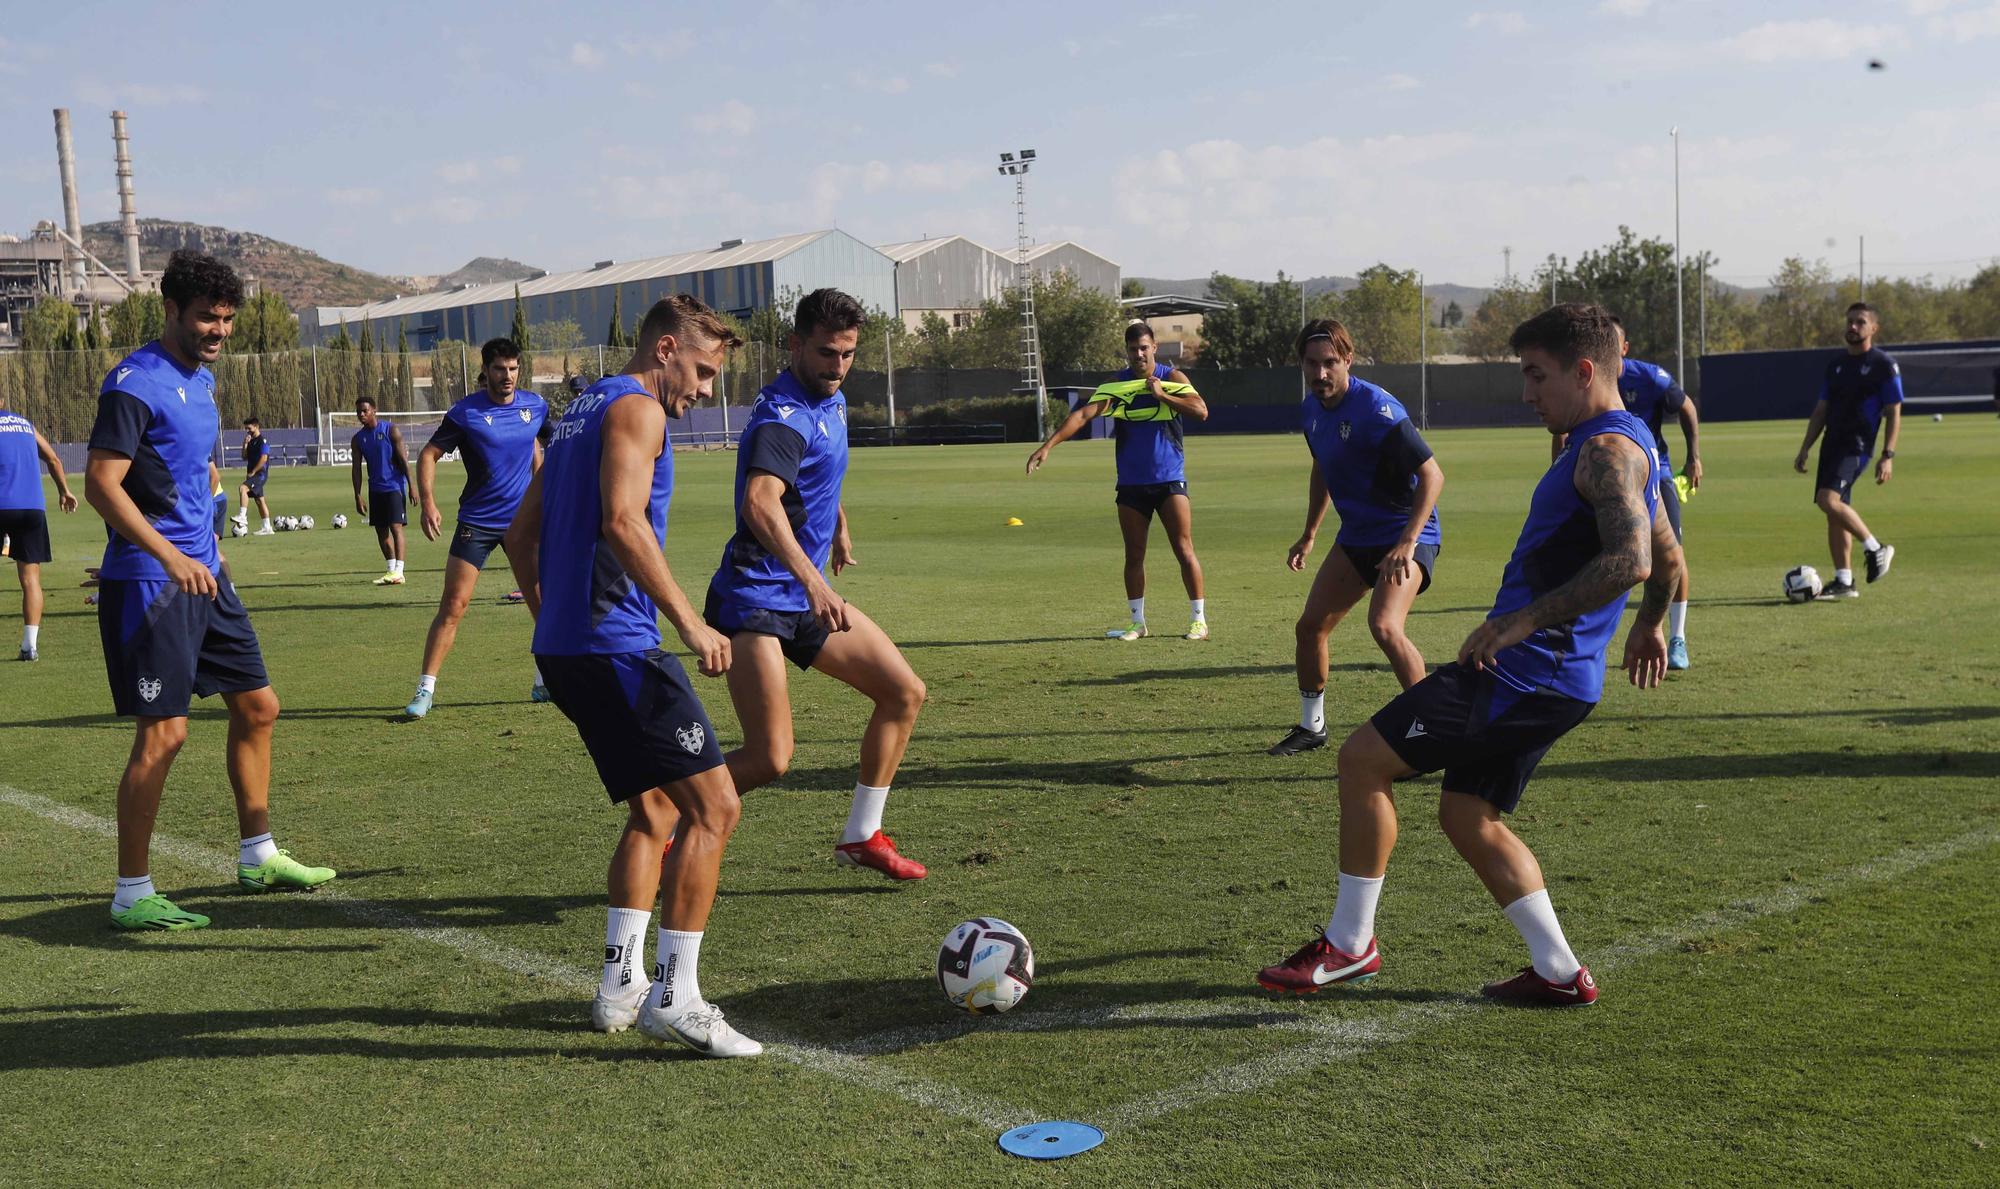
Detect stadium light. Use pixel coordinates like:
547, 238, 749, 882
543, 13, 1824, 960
998, 150, 1047, 439
1673, 126, 1684, 384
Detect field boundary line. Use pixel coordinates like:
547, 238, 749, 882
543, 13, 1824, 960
1092, 823, 2000, 1131
0, 784, 1036, 1132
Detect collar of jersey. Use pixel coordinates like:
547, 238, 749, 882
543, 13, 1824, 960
140, 340, 201, 380
771, 370, 839, 406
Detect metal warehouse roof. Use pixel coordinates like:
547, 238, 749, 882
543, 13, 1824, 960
1023, 240, 1120, 268
320, 229, 845, 323
874, 234, 1007, 263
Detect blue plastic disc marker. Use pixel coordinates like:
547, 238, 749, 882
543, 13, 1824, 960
998, 1120, 1106, 1160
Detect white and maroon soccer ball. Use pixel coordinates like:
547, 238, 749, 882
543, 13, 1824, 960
936, 918, 1034, 1015
1783, 565, 1823, 603
331, 514, 348, 529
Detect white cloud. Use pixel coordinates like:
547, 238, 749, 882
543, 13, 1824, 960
1929, 2, 2000, 37
692, 100, 758, 137
493, 156, 522, 177
569, 41, 604, 67
850, 71, 910, 94
436, 160, 480, 184
1716, 19, 1907, 63
327, 187, 382, 207
626, 31, 695, 59
923, 62, 957, 78
1385, 73, 1420, 91
1465, 11, 1528, 34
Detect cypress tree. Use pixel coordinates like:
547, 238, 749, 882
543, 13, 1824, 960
605, 289, 627, 350
510, 285, 534, 392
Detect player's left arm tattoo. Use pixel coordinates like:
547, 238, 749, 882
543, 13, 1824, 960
1634, 501, 1679, 628
1517, 434, 1655, 629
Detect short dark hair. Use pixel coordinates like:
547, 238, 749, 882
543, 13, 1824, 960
1509, 303, 1621, 375
481, 338, 522, 366
355, 396, 377, 411
243, 417, 260, 428
1295, 317, 1355, 360
1847, 302, 1878, 318
1124, 321, 1156, 346
637, 293, 743, 352
793, 288, 866, 339
159, 249, 244, 312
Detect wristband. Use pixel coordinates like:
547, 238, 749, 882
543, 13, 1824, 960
1880, 450, 1896, 460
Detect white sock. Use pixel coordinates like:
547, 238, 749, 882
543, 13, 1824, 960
1835, 568, 1854, 586
1667, 601, 1688, 639
261, 518, 271, 530
1190, 598, 1205, 621
1299, 690, 1325, 733
417, 674, 436, 695
1861, 536, 1881, 553
844, 783, 889, 844
392, 559, 404, 575
602, 907, 650, 997
239, 832, 277, 866
1503, 889, 1581, 982
1323, 871, 1385, 955
112, 875, 155, 911
21, 624, 38, 649
533, 663, 544, 686
649, 928, 704, 1013
1127, 597, 1145, 622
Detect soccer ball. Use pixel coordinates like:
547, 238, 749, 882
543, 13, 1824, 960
299, 515, 315, 530
1783, 565, 1823, 603
331, 514, 348, 529
936, 917, 1034, 1015
230, 521, 247, 538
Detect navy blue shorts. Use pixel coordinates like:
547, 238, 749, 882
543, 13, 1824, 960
1339, 541, 1439, 595
0, 508, 51, 565
368, 489, 408, 528
1815, 452, 1869, 505
1370, 662, 1594, 813
97, 575, 270, 718
1115, 481, 1189, 517
536, 649, 726, 803
704, 588, 828, 669
1658, 475, 1683, 542
243, 472, 268, 499
211, 494, 227, 540
448, 521, 508, 568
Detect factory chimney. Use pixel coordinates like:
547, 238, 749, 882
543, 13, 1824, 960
54, 108, 86, 294
112, 111, 143, 284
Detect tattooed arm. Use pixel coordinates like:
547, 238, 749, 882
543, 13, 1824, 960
1621, 500, 1682, 688
1459, 432, 1655, 670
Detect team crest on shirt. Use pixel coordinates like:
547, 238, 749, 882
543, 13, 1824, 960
675, 723, 706, 754
1339, 421, 1351, 440
138, 677, 161, 703
519, 408, 532, 422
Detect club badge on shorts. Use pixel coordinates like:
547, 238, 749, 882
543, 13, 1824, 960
676, 723, 706, 754
138, 677, 162, 703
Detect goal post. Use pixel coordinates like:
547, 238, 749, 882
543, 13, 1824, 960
318, 409, 452, 466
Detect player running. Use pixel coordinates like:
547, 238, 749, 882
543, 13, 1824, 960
232, 418, 274, 535
507, 295, 760, 1057
1269, 319, 1444, 757
0, 400, 78, 660
350, 396, 412, 585
1257, 304, 1681, 1006
83, 250, 335, 931
1794, 302, 1900, 599
401, 337, 552, 717
1026, 321, 1210, 641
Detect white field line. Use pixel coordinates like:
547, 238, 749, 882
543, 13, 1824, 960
1092, 823, 2000, 1132
0, 785, 1036, 1132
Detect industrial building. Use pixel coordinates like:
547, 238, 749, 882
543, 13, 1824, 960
876, 235, 1016, 331
4, 110, 151, 348
302, 229, 897, 349
1023, 241, 1119, 300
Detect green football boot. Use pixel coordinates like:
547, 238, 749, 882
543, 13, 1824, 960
111, 894, 210, 931
239, 849, 337, 893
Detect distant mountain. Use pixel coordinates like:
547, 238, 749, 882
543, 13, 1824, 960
413, 256, 541, 294
1131, 274, 1492, 318
81, 218, 407, 309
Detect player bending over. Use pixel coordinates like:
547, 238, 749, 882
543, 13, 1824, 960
507, 295, 760, 1057
401, 337, 552, 717
1270, 319, 1444, 756
0, 400, 78, 660
1793, 302, 1900, 599
85, 250, 334, 931
1026, 321, 1210, 641
350, 396, 413, 585
1258, 303, 1681, 1005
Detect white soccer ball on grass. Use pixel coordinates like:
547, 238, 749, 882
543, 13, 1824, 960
936, 917, 1034, 1015
299, 515, 315, 530
1783, 565, 1823, 603
331, 514, 348, 529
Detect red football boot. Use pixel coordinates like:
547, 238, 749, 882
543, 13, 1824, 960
1481, 964, 1598, 1006
833, 831, 928, 880
1256, 934, 1381, 994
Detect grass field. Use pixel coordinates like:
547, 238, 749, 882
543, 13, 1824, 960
2, 417, 1996, 1186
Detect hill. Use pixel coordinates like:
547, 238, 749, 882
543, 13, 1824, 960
1131, 273, 1493, 318
406, 256, 541, 294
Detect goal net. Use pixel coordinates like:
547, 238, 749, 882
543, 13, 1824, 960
318, 410, 452, 466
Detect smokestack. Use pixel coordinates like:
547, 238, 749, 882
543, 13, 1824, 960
54, 108, 86, 293
112, 111, 142, 284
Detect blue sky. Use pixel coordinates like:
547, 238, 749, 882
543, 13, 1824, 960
4, 0, 1995, 290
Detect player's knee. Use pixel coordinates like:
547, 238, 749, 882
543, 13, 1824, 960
1335, 731, 1380, 784
740, 742, 792, 785
136, 719, 188, 761
1436, 796, 1496, 846
1367, 615, 1406, 651
1813, 489, 1840, 514
680, 785, 741, 840
232, 688, 280, 731
883, 674, 926, 719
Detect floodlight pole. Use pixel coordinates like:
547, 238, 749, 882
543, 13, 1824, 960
1418, 270, 1428, 431
1673, 126, 1684, 387
999, 150, 1047, 442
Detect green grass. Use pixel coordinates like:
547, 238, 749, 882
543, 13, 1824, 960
2, 417, 1996, 1186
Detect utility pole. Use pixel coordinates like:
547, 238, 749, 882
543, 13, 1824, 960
1418, 270, 1428, 431
1859, 235, 1866, 302
1503, 245, 1513, 285
1672, 126, 1684, 388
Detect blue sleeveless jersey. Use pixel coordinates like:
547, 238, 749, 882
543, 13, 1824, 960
86, 342, 223, 579
530, 375, 673, 656
0, 411, 43, 510
708, 370, 848, 613
1111, 363, 1185, 486
1301, 376, 1441, 549
1485, 409, 1662, 703
351, 422, 404, 493
426, 389, 551, 529
1616, 358, 1687, 466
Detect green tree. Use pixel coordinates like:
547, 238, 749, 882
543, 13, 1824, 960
1957, 266, 2000, 338
535, 319, 585, 352
1442, 300, 1463, 329
327, 319, 354, 351
510, 286, 534, 392
1028, 269, 1124, 370
605, 289, 628, 350
1120, 278, 1146, 299
1756, 257, 1838, 349
107, 290, 164, 347
1193, 272, 1304, 367
395, 324, 414, 411
1462, 278, 1546, 360
20, 299, 75, 351
1333, 264, 1424, 363
82, 304, 105, 350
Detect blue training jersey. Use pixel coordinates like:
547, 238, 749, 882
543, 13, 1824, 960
243, 433, 268, 477
352, 422, 405, 493
1301, 376, 1441, 549
0, 411, 44, 511
1617, 358, 1686, 467
1819, 347, 1904, 459
709, 370, 848, 613
1485, 408, 1662, 704
427, 389, 552, 529
531, 375, 672, 656
1110, 363, 1186, 486
87, 341, 223, 579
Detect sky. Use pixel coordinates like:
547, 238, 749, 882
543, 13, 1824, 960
3, 0, 1996, 291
